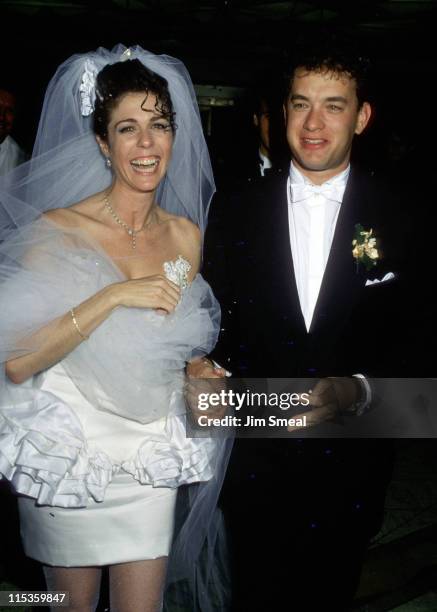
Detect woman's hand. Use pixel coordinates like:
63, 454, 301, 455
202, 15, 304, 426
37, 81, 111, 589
185, 358, 228, 425
110, 275, 181, 314
186, 357, 226, 379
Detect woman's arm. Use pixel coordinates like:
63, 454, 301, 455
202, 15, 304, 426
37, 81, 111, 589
5, 275, 180, 384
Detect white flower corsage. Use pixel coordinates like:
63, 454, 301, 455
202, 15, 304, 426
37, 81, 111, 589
352, 224, 379, 271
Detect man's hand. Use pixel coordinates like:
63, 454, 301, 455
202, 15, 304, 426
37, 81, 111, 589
287, 377, 361, 431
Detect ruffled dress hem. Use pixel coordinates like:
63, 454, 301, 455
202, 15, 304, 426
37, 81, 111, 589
0, 388, 215, 508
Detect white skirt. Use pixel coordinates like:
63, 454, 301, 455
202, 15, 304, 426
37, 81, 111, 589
18, 471, 177, 567
3, 363, 214, 567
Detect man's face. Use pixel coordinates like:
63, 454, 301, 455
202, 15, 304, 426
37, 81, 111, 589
253, 99, 270, 157
0, 90, 16, 144
284, 68, 371, 183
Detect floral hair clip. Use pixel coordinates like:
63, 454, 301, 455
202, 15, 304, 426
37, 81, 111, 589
79, 49, 133, 116
79, 59, 99, 117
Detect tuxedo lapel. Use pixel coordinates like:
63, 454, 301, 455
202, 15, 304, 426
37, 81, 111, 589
310, 168, 364, 334
253, 176, 307, 335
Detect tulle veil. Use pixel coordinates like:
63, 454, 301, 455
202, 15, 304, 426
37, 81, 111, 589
0, 44, 232, 610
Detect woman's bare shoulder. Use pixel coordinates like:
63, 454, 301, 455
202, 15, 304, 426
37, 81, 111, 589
162, 211, 201, 243
43, 195, 103, 228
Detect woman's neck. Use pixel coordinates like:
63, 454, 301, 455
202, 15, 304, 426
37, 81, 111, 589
105, 184, 157, 231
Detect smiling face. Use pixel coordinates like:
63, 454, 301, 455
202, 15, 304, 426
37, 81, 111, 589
97, 91, 174, 195
284, 68, 371, 184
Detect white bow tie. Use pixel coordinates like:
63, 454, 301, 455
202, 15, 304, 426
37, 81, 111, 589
290, 182, 344, 204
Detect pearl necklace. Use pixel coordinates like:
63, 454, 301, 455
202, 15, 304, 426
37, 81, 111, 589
104, 196, 155, 249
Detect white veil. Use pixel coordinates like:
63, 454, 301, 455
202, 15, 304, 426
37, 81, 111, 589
0, 44, 214, 236
0, 45, 231, 610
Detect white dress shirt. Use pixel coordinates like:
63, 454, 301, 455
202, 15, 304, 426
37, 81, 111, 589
287, 161, 350, 331
259, 150, 272, 177
0, 135, 26, 177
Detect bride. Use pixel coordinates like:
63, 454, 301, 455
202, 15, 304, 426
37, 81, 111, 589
0, 46, 230, 611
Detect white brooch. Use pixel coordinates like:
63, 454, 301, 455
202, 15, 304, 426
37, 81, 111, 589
79, 59, 99, 117
163, 255, 191, 290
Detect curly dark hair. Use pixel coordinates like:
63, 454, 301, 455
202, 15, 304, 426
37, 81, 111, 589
285, 33, 372, 108
93, 59, 176, 139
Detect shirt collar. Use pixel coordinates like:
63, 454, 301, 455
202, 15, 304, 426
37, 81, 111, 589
289, 160, 350, 189
259, 150, 272, 172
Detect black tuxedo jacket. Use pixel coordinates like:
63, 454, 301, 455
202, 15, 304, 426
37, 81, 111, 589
205, 166, 407, 381
203, 167, 411, 534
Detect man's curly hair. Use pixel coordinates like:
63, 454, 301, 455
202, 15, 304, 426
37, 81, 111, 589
285, 32, 373, 108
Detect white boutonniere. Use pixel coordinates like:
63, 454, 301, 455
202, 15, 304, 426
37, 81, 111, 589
352, 224, 379, 271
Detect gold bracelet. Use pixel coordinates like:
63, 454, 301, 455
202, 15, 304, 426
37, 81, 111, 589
70, 307, 89, 341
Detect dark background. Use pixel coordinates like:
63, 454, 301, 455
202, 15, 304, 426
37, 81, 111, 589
1, 2, 437, 609
1, 0, 436, 182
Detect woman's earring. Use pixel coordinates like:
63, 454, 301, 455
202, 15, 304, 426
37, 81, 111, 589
106, 157, 112, 168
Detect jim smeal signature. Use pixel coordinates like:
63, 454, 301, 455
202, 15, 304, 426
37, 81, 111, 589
196, 414, 308, 428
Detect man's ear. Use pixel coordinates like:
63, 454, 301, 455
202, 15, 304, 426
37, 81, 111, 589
95, 135, 109, 158
253, 113, 259, 128
355, 102, 372, 135
282, 103, 288, 125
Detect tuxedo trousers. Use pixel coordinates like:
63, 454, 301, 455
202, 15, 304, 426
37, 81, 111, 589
220, 438, 394, 612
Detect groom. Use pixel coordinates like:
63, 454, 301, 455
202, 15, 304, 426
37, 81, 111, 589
202, 40, 407, 611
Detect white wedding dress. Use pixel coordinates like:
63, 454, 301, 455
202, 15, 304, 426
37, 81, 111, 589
0, 218, 221, 567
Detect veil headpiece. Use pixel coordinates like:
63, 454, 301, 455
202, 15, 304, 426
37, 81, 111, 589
0, 44, 215, 236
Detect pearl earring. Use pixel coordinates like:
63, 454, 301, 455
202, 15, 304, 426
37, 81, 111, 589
106, 157, 112, 168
